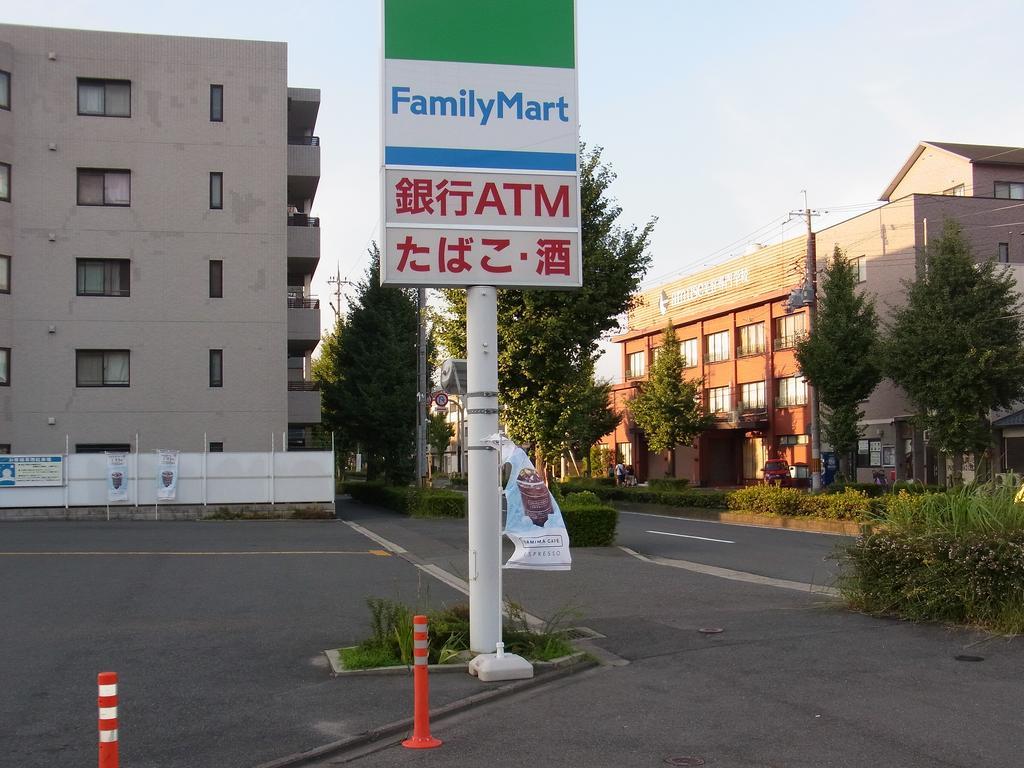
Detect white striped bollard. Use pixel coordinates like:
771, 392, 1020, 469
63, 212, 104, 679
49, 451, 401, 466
402, 615, 441, 749
97, 671, 119, 768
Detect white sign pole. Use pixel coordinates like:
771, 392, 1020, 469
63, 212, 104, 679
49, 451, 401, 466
466, 285, 501, 653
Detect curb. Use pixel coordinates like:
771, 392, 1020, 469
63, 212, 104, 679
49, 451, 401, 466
323, 648, 588, 677
615, 502, 866, 536
251, 656, 598, 768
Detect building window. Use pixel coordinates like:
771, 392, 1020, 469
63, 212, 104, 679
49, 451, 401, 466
76, 259, 130, 297
0, 444, 10, 454
774, 314, 806, 349
77, 169, 131, 206
77, 78, 131, 117
707, 385, 731, 414
740, 381, 765, 410
998, 243, 1010, 263
778, 434, 809, 446
994, 181, 1024, 200
775, 376, 808, 408
705, 330, 730, 363
615, 441, 633, 466
209, 260, 223, 298
0, 69, 9, 110
856, 256, 867, 283
76, 350, 130, 387
0, 347, 9, 386
882, 445, 896, 467
76, 443, 130, 454
210, 84, 223, 122
737, 322, 765, 357
857, 438, 882, 468
627, 350, 645, 379
942, 184, 965, 196
679, 338, 698, 368
0, 254, 9, 293
209, 349, 223, 387
208, 441, 224, 453
209, 172, 223, 210
0, 162, 9, 202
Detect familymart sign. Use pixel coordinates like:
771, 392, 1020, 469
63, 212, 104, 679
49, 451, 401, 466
381, 0, 581, 288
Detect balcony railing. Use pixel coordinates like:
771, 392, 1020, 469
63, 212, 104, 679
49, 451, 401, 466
736, 344, 766, 358
774, 334, 806, 350
287, 296, 320, 309
288, 214, 320, 227
288, 135, 320, 146
775, 396, 808, 408
705, 351, 729, 363
287, 380, 320, 391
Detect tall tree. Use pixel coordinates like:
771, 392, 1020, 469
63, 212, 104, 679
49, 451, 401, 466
552, 364, 622, 475
883, 220, 1024, 484
629, 324, 709, 477
313, 246, 418, 484
795, 246, 882, 479
427, 411, 454, 473
434, 144, 655, 471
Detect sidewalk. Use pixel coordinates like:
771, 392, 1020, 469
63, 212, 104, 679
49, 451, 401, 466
297, 497, 1024, 768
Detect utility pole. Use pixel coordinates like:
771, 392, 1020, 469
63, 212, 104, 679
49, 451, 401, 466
416, 287, 428, 487
791, 192, 823, 492
326, 264, 351, 322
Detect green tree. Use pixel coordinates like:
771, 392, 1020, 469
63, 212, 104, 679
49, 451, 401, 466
553, 365, 621, 476
795, 246, 882, 479
427, 411, 454, 472
628, 324, 709, 477
883, 220, 1024, 484
434, 144, 655, 472
313, 246, 417, 484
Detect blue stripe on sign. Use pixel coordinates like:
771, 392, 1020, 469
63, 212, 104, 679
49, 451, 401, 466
385, 146, 577, 172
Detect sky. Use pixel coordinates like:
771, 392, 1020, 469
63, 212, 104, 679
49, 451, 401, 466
6, 0, 1024, 380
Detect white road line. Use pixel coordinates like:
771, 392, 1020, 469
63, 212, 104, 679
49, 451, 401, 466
619, 546, 840, 597
620, 509, 851, 537
646, 530, 734, 544
340, 520, 408, 554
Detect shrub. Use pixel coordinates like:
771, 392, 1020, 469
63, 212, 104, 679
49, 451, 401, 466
841, 530, 1024, 633
882, 485, 1024, 537
342, 481, 413, 513
559, 493, 617, 546
890, 480, 944, 494
727, 485, 806, 516
803, 488, 873, 520
824, 482, 887, 498
560, 481, 730, 510
410, 489, 466, 518
648, 478, 690, 491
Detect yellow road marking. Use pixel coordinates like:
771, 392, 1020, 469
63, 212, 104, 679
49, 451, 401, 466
0, 550, 391, 556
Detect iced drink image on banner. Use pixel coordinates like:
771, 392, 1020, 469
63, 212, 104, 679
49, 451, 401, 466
161, 470, 174, 488
516, 468, 552, 527
111, 472, 123, 490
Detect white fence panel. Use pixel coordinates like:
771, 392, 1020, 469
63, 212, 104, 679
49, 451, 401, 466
0, 450, 334, 508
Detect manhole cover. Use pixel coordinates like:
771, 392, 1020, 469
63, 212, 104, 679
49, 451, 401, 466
664, 758, 705, 766
697, 627, 723, 634
955, 654, 984, 662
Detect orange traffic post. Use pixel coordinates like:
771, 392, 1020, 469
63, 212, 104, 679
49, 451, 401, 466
402, 614, 442, 749
97, 672, 119, 768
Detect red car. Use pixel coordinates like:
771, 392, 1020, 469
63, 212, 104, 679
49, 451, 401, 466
763, 459, 790, 485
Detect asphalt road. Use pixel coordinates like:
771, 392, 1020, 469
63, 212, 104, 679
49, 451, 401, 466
0, 520, 470, 768
615, 510, 849, 588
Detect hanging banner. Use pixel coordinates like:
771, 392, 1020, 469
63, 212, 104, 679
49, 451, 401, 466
0, 455, 63, 487
106, 452, 128, 502
155, 450, 179, 501
495, 437, 571, 571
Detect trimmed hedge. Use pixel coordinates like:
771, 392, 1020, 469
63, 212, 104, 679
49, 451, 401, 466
342, 482, 467, 518
560, 481, 729, 510
728, 485, 873, 520
560, 492, 617, 546
841, 530, 1024, 633
647, 478, 690, 491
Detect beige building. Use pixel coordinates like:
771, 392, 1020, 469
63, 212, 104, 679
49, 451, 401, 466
0, 24, 321, 454
818, 141, 1024, 482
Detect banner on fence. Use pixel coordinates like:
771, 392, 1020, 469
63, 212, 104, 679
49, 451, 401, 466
493, 436, 571, 571
155, 450, 179, 501
106, 452, 128, 502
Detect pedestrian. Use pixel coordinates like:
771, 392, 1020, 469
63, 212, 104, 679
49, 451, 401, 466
625, 465, 636, 486
607, 462, 615, 481
615, 461, 625, 486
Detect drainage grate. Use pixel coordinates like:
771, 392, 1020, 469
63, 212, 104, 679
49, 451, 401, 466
955, 654, 984, 662
564, 626, 605, 641
664, 757, 705, 766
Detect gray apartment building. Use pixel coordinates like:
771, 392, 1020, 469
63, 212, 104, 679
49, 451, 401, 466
0, 24, 322, 454
816, 141, 1024, 483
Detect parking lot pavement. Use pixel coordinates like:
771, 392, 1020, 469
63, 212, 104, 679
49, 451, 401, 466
0, 520, 470, 768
